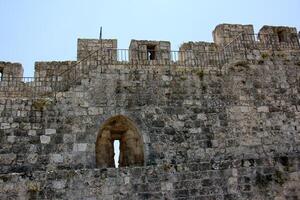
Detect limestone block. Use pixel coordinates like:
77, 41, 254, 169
27, 153, 38, 164
73, 143, 88, 152
124, 177, 130, 184
183, 100, 193, 105
40, 135, 51, 144
257, 106, 269, 113
197, 113, 207, 120
240, 106, 250, 113
45, 129, 56, 135
7, 136, 16, 143
51, 180, 66, 189
0, 123, 10, 129
50, 154, 63, 163
11, 123, 19, 128
88, 107, 104, 115
189, 128, 202, 134
0, 153, 16, 165
28, 130, 36, 136
161, 182, 173, 191
162, 75, 172, 81
63, 134, 75, 143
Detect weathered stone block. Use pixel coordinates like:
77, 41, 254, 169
28, 130, 37, 136
1, 123, 10, 129
88, 107, 103, 115
0, 153, 16, 165
257, 106, 269, 113
73, 143, 88, 152
45, 129, 56, 135
7, 136, 16, 143
50, 154, 63, 163
51, 180, 66, 189
40, 135, 51, 144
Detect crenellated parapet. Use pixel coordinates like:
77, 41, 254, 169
0, 23, 299, 99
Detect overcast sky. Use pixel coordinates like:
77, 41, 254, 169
1, 0, 300, 77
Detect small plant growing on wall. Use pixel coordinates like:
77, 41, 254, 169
27, 181, 41, 192
32, 98, 53, 111
195, 69, 204, 80
258, 60, 264, 65
273, 170, 287, 185
261, 53, 269, 59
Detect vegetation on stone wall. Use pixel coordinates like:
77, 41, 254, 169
32, 98, 53, 111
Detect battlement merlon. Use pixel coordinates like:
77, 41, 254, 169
213, 24, 299, 47
0, 62, 23, 80
213, 24, 255, 46
34, 61, 77, 80
258, 25, 299, 46
77, 39, 117, 61
129, 40, 171, 61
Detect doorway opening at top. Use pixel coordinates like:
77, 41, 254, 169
147, 45, 156, 60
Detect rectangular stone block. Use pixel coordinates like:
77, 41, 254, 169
88, 107, 103, 115
0, 123, 10, 129
257, 106, 269, 113
28, 130, 36, 136
73, 143, 88, 152
50, 154, 63, 163
40, 135, 51, 144
45, 129, 56, 135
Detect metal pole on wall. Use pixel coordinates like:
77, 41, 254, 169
99, 26, 103, 72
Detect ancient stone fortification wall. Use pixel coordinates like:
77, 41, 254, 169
0, 24, 300, 199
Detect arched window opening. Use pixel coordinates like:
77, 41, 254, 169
96, 115, 144, 168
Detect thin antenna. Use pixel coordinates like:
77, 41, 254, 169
99, 26, 102, 40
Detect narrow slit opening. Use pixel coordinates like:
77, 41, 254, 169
113, 140, 120, 168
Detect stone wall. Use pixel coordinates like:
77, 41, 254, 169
0, 49, 300, 199
0, 155, 299, 200
0, 23, 300, 199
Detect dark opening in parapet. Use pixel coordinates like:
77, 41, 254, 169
278, 30, 287, 43
0, 69, 3, 81
147, 45, 156, 60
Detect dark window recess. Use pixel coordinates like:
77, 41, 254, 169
278, 31, 287, 43
147, 45, 156, 60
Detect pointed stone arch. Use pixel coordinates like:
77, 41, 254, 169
95, 115, 144, 168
